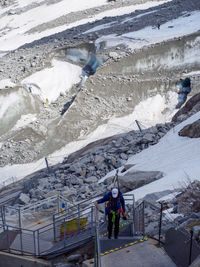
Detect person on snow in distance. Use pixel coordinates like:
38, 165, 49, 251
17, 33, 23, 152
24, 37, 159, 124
95, 188, 126, 239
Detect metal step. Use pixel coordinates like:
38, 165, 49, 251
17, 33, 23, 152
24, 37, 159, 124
100, 237, 138, 254
40, 228, 94, 259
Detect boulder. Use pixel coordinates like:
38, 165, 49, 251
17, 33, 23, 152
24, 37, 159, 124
70, 176, 80, 185
193, 225, 200, 240
67, 254, 81, 262
69, 163, 83, 175
172, 92, 200, 122
79, 185, 86, 194
142, 133, 155, 143
54, 183, 63, 189
142, 190, 174, 203
84, 176, 98, 184
178, 119, 200, 138
94, 155, 105, 165
119, 170, 163, 190
19, 193, 30, 205
38, 178, 50, 190
149, 126, 158, 134
43, 190, 59, 198
62, 188, 76, 199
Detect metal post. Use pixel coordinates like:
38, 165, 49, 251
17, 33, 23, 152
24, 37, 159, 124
97, 229, 102, 267
78, 204, 80, 230
57, 195, 60, 213
63, 218, 66, 247
53, 214, 56, 242
139, 205, 141, 234
104, 203, 106, 222
33, 231, 36, 256
0, 206, 2, 222
94, 231, 97, 267
19, 228, 23, 255
18, 208, 22, 229
6, 225, 10, 252
94, 206, 98, 267
189, 230, 193, 265
158, 202, 163, 246
1, 206, 5, 230
135, 120, 142, 132
91, 206, 94, 235
37, 229, 40, 256
134, 208, 138, 235
132, 195, 136, 236
3, 206, 6, 227
45, 157, 50, 173
142, 201, 145, 236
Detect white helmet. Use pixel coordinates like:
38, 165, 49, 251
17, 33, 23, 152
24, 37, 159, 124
112, 188, 119, 198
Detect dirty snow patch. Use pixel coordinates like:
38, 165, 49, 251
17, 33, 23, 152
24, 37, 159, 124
22, 59, 82, 103
12, 114, 37, 130
0, 79, 16, 89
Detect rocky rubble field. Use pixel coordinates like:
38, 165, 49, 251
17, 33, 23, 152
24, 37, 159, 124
17, 121, 173, 206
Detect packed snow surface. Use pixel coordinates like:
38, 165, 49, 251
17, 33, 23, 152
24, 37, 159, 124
22, 60, 82, 103
126, 111, 200, 201
96, 11, 200, 50
12, 114, 37, 131
0, 0, 171, 51
0, 92, 21, 120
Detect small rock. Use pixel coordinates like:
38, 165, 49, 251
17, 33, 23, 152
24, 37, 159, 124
67, 254, 81, 262
108, 51, 119, 60
55, 263, 75, 267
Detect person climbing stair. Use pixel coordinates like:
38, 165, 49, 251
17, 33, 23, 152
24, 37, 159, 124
95, 187, 126, 239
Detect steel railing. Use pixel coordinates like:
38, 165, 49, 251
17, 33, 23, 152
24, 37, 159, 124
0, 193, 135, 259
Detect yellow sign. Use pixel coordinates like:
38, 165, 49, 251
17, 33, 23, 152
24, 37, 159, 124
60, 218, 87, 239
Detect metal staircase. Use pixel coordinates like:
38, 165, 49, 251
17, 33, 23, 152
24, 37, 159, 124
0, 193, 144, 261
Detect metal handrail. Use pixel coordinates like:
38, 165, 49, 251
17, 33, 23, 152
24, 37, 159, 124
0, 223, 34, 232
53, 193, 134, 221
0, 192, 135, 258
39, 207, 92, 234
53, 194, 101, 219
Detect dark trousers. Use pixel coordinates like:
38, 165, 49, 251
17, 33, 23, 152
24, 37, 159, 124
108, 213, 120, 238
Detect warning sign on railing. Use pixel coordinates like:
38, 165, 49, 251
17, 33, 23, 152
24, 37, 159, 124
60, 218, 87, 239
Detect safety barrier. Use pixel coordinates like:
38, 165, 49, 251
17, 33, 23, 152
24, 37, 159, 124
0, 205, 96, 257
0, 194, 68, 229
